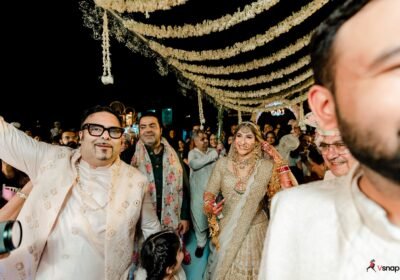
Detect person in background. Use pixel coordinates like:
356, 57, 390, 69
188, 130, 218, 258
318, 129, 357, 180
259, 1, 400, 279
0, 105, 160, 279
0, 160, 30, 208
59, 128, 79, 148
132, 111, 190, 235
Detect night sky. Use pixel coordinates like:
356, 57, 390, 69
0, 1, 205, 132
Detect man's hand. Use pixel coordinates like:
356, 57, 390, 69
177, 220, 190, 235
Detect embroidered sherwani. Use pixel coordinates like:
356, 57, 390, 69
258, 164, 400, 280
0, 117, 160, 280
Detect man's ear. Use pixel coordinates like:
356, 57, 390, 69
307, 85, 338, 130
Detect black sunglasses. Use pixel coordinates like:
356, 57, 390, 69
81, 123, 124, 139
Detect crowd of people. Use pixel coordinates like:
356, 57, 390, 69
0, 0, 399, 279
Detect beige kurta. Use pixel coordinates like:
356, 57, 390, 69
259, 164, 400, 280
0, 117, 160, 280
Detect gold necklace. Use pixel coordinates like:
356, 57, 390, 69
75, 162, 110, 212
236, 158, 252, 169
232, 160, 256, 194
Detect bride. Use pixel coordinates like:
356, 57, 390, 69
203, 121, 282, 280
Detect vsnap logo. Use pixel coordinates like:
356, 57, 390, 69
366, 259, 400, 274
366, 259, 376, 272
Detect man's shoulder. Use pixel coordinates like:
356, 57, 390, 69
274, 176, 348, 209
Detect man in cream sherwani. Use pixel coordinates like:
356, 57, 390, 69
0, 105, 160, 279
188, 130, 218, 258
259, 0, 400, 279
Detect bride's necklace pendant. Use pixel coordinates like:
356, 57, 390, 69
234, 181, 246, 194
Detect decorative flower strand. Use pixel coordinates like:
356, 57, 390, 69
198, 89, 206, 130
147, 0, 329, 61
123, 0, 279, 38
168, 33, 312, 75
181, 56, 311, 87
94, 0, 187, 14
101, 10, 114, 85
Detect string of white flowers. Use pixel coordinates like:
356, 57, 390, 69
212, 93, 309, 113
168, 33, 312, 75
217, 105, 224, 140
101, 11, 114, 85
198, 89, 206, 129
298, 101, 306, 130
209, 89, 301, 109
238, 110, 242, 124
147, 0, 329, 61
94, 0, 187, 14
196, 70, 314, 99
215, 88, 305, 106
122, 0, 278, 38
181, 56, 310, 87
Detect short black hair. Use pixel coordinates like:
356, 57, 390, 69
80, 105, 122, 128
140, 230, 181, 280
310, 0, 370, 92
138, 111, 162, 127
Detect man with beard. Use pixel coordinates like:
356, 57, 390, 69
132, 111, 190, 235
59, 128, 79, 148
258, 0, 400, 279
0, 105, 160, 279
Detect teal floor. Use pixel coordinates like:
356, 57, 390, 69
182, 229, 210, 280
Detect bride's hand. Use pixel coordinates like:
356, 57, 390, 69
212, 199, 225, 216
262, 142, 282, 163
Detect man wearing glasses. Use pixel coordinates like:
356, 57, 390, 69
0, 105, 160, 279
317, 130, 357, 180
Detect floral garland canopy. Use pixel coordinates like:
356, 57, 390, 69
81, 0, 342, 113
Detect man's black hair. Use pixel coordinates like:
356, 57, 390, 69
310, 0, 370, 92
139, 111, 162, 127
80, 105, 122, 128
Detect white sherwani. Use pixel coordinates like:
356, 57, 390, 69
0, 117, 160, 280
258, 164, 400, 280
188, 148, 218, 246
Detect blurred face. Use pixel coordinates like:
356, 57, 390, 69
230, 124, 238, 135
178, 140, 185, 150
263, 124, 273, 133
139, 116, 162, 149
209, 134, 217, 148
60, 131, 78, 146
79, 112, 123, 167
234, 127, 256, 157
291, 126, 301, 137
194, 132, 208, 152
333, 0, 400, 183
265, 133, 276, 145
319, 135, 357, 177
169, 130, 176, 139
